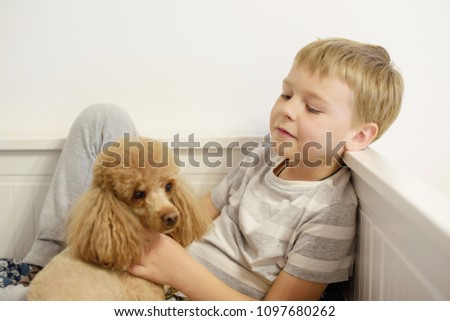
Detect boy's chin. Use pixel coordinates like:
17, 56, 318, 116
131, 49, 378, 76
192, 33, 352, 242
271, 144, 298, 160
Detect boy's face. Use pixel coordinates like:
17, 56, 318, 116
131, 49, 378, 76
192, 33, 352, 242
270, 64, 358, 168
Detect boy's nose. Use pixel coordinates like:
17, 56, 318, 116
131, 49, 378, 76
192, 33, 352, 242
281, 101, 297, 121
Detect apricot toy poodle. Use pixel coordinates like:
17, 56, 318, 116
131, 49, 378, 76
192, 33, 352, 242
27, 137, 211, 300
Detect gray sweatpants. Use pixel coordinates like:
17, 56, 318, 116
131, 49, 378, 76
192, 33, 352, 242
1, 104, 138, 300
24, 103, 139, 268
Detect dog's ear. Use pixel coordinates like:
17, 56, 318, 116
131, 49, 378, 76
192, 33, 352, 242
169, 180, 211, 247
67, 187, 144, 270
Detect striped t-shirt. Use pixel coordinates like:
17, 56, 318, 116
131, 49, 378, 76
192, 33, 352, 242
188, 147, 357, 299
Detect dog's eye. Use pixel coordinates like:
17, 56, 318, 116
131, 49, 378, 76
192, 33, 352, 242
165, 182, 172, 192
133, 191, 146, 200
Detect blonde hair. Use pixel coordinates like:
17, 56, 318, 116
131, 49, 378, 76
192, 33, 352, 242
294, 38, 404, 140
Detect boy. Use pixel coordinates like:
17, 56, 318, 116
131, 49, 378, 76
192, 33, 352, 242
128, 38, 403, 300
0, 37, 403, 300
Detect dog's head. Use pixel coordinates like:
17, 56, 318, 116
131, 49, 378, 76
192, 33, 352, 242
67, 137, 211, 271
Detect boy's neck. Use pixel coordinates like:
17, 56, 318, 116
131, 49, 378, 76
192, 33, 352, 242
276, 160, 342, 182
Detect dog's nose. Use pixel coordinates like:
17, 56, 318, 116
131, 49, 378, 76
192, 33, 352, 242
161, 212, 178, 227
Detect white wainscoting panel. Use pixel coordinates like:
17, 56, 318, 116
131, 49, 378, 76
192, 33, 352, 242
0, 146, 61, 258
344, 148, 450, 300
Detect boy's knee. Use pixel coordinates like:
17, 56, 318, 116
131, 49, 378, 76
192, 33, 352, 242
71, 103, 136, 136
78, 103, 130, 124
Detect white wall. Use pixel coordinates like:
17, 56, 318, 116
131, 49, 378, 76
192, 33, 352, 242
1, 0, 449, 197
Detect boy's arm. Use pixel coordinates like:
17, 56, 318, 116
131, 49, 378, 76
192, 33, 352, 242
264, 271, 327, 300
180, 264, 327, 301
129, 232, 327, 301
165, 248, 256, 301
128, 232, 255, 300
200, 192, 220, 219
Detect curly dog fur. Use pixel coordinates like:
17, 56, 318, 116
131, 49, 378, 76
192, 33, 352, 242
28, 137, 211, 300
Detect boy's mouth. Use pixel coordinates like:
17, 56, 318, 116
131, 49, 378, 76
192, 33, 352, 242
276, 126, 296, 139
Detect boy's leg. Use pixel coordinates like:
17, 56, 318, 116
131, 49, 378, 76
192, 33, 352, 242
23, 103, 138, 268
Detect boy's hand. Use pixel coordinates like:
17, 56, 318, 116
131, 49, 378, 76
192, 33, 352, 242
128, 231, 187, 288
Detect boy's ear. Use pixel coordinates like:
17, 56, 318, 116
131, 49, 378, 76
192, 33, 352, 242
345, 123, 378, 151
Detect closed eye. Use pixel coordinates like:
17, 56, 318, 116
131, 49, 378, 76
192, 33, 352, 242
306, 104, 321, 114
280, 94, 292, 100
